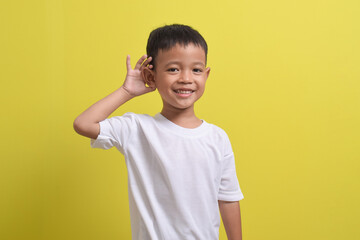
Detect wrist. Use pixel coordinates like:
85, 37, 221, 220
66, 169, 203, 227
120, 85, 136, 99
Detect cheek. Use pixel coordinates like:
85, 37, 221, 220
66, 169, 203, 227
155, 77, 173, 89
155, 83, 172, 97
197, 79, 207, 88
197, 88, 205, 97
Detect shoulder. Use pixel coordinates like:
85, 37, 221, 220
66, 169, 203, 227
108, 112, 153, 122
101, 112, 155, 130
205, 121, 234, 155
203, 121, 232, 148
204, 121, 230, 139
125, 112, 158, 126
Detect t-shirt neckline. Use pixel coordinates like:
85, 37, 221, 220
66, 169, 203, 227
154, 112, 209, 137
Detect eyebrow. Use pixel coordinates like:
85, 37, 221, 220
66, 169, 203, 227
164, 61, 205, 67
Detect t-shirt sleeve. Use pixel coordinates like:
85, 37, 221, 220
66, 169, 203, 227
218, 132, 244, 201
90, 112, 137, 154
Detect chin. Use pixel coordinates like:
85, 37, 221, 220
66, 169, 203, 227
174, 103, 195, 110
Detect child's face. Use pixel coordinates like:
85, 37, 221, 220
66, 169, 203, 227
151, 43, 210, 113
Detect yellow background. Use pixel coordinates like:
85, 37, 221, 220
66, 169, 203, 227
1, 0, 359, 239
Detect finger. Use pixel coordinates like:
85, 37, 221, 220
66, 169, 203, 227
140, 58, 153, 73
134, 54, 148, 70
126, 55, 132, 72
142, 56, 152, 67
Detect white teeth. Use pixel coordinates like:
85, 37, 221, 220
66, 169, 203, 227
175, 90, 193, 94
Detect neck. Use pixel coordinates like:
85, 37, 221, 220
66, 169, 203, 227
160, 105, 202, 129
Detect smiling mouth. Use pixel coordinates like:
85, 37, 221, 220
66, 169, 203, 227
174, 90, 195, 94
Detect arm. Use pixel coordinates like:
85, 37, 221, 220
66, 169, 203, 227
73, 55, 155, 139
218, 200, 242, 240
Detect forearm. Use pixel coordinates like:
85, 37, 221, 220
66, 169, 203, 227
75, 86, 132, 124
218, 200, 242, 240
73, 55, 154, 139
73, 86, 133, 138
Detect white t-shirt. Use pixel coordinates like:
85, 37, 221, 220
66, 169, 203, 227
91, 112, 244, 240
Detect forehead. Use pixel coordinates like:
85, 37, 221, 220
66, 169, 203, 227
156, 43, 206, 66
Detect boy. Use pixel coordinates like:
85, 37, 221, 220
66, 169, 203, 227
74, 24, 244, 240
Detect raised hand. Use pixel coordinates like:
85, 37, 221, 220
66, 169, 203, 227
122, 54, 156, 97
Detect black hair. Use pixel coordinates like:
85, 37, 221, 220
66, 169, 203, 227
146, 24, 208, 69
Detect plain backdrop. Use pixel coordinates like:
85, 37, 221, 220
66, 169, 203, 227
1, 0, 359, 239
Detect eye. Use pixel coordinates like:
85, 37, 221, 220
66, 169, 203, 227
193, 68, 203, 73
167, 68, 179, 72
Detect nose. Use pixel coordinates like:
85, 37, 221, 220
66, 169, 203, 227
179, 70, 192, 83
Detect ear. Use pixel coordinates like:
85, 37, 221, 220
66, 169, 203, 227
205, 67, 211, 79
141, 67, 156, 88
